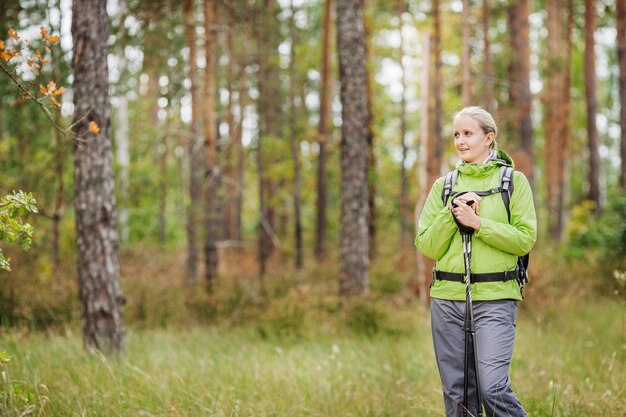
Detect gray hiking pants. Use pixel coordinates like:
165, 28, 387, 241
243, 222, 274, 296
431, 298, 527, 417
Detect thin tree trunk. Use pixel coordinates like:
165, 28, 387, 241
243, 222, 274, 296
585, 0, 600, 210
72, 0, 124, 354
461, 0, 471, 106
544, 0, 570, 241
183, 0, 201, 283
224, 22, 236, 240
337, 0, 370, 297
235, 32, 248, 244
204, 0, 219, 288
415, 32, 431, 304
482, 0, 495, 114
398, 0, 409, 242
158, 130, 169, 245
289, 0, 303, 270
617, 0, 626, 189
430, 0, 443, 187
363, 0, 376, 260
508, 0, 534, 186
316, 0, 333, 261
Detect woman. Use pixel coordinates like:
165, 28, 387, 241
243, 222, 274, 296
415, 106, 536, 417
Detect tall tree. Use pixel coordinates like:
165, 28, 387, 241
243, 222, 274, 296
398, 0, 410, 242
72, 0, 125, 353
255, 0, 283, 276
289, 0, 303, 270
337, 0, 370, 297
316, 0, 333, 260
461, 0, 471, 106
585, 0, 600, 210
617, 0, 626, 189
482, 0, 494, 114
363, 0, 377, 259
544, 0, 572, 240
183, 0, 202, 282
507, 0, 534, 185
203, 0, 219, 287
430, 0, 443, 188
415, 32, 431, 304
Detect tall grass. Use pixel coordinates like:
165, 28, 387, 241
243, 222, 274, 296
1, 298, 624, 416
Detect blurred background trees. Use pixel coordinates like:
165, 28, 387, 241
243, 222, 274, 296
0, 0, 625, 334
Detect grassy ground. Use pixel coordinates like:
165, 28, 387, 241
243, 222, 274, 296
1, 297, 624, 417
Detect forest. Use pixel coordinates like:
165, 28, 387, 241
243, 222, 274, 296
0, 0, 625, 416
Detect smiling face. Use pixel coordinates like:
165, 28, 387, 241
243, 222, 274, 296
453, 115, 494, 164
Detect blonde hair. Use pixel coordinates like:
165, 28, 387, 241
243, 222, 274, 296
454, 106, 498, 150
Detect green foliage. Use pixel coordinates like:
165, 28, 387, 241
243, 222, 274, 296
566, 191, 626, 273
0, 191, 37, 271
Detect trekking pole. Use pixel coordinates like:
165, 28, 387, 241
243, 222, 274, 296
455, 200, 483, 417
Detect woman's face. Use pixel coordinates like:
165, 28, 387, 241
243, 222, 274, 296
453, 115, 494, 164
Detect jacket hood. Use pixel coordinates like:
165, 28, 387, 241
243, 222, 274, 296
456, 149, 514, 177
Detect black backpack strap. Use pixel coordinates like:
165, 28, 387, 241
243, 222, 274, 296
499, 166, 514, 223
441, 170, 459, 206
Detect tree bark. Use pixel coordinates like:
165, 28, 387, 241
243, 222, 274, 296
289, 0, 303, 270
482, 0, 495, 114
461, 0, 471, 106
203, 0, 219, 288
398, 0, 409, 242
507, 0, 534, 186
183, 0, 201, 283
363, 0, 377, 260
255, 0, 282, 276
72, 0, 124, 354
430, 0, 443, 188
544, 0, 571, 241
585, 0, 601, 210
337, 0, 370, 297
617, 0, 626, 189
316, 0, 333, 261
416, 32, 431, 304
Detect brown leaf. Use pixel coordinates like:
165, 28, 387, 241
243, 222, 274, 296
89, 121, 100, 135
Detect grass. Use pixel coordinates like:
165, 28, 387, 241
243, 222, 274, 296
1, 298, 624, 417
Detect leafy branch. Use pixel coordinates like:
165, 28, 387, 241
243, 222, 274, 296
0, 191, 38, 271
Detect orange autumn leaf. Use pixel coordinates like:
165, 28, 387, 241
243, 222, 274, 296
39, 84, 47, 94
44, 35, 59, 44
52, 86, 64, 96
89, 121, 100, 135
0, 40, 4, 50
8, 28, 19, 40
50, 97, 60, 107
40, 26, 49, 38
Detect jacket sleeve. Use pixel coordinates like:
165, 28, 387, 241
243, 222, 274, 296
474, 171, 537, 256
415, 178, 459, 260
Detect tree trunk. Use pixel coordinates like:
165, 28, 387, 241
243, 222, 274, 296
72, 0, 124, 354
316, 0, 333, 261
255, 0, 282, 276
203, 0, 219, 288
398, 0, 409, 242
415, 32, 431, 304
363, 0, 376, 260
617, 0, 626, 189
585, 0, 600, 210
224, 21, 236, 240
235, 31, 249, 244
430, 0, 443, 187
482, 0, 495, 114
289, 0, 303, 270
183, 0, 201, 283
544, 0, 571, 241
337, 0, 370, 297
507, 0, 534, 186
461, 0, 471, 106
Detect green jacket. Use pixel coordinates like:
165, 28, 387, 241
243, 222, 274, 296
415, 150, 537, 301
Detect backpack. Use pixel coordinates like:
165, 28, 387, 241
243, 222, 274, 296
441, 165, 530, 294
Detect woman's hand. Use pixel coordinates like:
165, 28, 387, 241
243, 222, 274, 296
452, 192, 482, 215
451, 192, 482, 231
